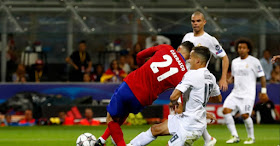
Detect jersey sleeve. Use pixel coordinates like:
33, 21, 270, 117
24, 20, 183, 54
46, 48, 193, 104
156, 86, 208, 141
253, 59, 265, 77
175, 72, 192, 93
209, 37, 226, 58
181, 34, 189, 43
136, 45, 161, 67
210, 82, 221, 97
231, 60, 235, 77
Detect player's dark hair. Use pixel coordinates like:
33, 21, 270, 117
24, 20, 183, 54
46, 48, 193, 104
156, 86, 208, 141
181, 41, 194, 52
193, 46, 210, 64
235, 38, 253, 55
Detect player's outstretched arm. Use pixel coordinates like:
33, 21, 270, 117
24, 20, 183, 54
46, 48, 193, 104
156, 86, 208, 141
259, 76, 268, 104
136, 46, 160, 67
169, 89, 184, 114
271, 55, 280, 64
219, 55, 229, 92
170, 89, 182, 107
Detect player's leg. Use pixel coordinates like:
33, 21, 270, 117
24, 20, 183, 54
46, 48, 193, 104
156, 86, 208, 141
107, 113, 127, 146
129, 119, 169, 146
96, 118, 128, 145
168, 130, 201, 146
223, 95, 239, 143
240, 99, 255, 144
203, 128, 217, 146
110, 114, 129, 146
97, 106, 132, 145
95, 82, 132, 146
95, 113, 125, 146
168, 115, 202, 146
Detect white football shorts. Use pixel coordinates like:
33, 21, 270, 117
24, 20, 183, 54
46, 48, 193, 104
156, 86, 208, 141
223, 93, 255, 116
167, 114, 202, 146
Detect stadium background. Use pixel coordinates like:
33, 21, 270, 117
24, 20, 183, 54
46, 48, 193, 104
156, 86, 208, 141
0, 0, 279, 145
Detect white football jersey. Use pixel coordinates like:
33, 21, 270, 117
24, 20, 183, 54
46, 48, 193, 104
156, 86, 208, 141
175, 68, 220, 131
182, 32, 226, 58
231, 55, 265, 100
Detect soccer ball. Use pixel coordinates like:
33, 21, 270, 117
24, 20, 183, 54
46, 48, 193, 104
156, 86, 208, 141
76, 133, 96, 146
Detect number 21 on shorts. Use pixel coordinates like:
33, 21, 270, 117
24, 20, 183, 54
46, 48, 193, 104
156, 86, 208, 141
150, 55, 179, 82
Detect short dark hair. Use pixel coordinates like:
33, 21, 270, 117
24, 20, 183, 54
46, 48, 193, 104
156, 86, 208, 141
192, 11, 205, 20
192, 46, 210, 64
79, 40, 86, 44
181, 41, 194, 53
235, 38, 253, 55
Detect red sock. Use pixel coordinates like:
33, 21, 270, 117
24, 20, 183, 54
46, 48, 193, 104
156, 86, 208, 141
108, 121, 126, 146
101, 127, 111, 140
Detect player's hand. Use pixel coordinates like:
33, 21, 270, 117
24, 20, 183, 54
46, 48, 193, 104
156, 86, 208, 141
219, 78, 228, 92
271, 55, 280, 64
174, 104, 181, 114
206, 112, 216, 123
169, 101, 178, 110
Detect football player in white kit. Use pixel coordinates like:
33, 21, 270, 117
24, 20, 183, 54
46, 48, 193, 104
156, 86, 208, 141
182, 11, 229, 146
223, 38, 267, 144
128, 46, 222, 146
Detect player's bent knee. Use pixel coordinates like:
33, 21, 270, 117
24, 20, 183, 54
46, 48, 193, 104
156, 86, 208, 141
106, 112, 116, 124
151, 124, 163, 136
223, 108, 232, 114
241, 114, 249, 119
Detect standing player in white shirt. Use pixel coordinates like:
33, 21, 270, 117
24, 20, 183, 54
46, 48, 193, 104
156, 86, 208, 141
223, 38, 267, 144
182, 11, 229, 146
128, 46, 222, 146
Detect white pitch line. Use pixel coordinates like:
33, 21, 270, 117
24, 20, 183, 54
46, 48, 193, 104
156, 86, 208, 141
0, 138, 74, 141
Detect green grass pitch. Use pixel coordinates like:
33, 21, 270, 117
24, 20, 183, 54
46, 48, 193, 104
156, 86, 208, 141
0, 124, 279, 146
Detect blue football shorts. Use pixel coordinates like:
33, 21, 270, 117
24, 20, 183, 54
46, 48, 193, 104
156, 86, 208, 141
107, 82, 144, 118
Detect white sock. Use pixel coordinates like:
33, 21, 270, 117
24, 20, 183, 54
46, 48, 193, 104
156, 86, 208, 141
98, 137, 106, 144
129, 128, 156, 146
202, 128, 212, 144
224, 113, 238, 137
244, 117, 254, 139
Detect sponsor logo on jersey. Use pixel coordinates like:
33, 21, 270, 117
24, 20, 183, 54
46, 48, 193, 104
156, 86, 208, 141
257, 65, 263, 72
215, 45, 223, 54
